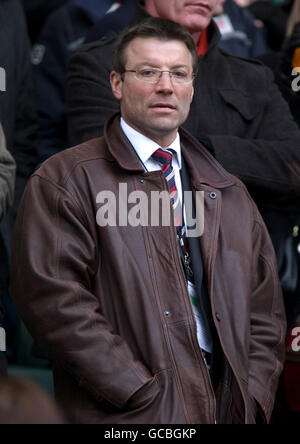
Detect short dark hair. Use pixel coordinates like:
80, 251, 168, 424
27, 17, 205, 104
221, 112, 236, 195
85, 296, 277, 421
112, 17, 198, 74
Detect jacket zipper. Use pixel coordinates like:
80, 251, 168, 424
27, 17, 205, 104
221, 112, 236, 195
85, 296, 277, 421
160, 174, 217, 423
174, 228, 217, 424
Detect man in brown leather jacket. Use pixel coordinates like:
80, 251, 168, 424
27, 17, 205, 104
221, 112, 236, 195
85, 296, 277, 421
11, 18, 286, 424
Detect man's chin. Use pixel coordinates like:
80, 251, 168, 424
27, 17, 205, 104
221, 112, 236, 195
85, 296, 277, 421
184, 15, 211, 34
147, 118, 180, 134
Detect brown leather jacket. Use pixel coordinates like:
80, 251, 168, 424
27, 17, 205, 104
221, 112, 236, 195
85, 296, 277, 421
11, 115, 286, 424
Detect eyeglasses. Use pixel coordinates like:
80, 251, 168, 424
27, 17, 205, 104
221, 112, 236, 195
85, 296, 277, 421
122, 69, 195, 85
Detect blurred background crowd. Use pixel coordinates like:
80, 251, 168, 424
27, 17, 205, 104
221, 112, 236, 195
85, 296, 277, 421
0, 0, 299, 424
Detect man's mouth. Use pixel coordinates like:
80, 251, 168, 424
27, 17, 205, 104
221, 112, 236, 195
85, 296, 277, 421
150, 103, 176, 110
185, 2, 211, 12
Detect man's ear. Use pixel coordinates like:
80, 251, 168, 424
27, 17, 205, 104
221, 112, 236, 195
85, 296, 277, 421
190, 85, 194, 104
110, 71, 123, 101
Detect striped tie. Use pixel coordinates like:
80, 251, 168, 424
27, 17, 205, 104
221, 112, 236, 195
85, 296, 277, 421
152, 148, 213, 360
151, 148, 182, 228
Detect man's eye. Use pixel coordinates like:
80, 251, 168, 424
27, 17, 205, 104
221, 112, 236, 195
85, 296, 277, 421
173, 71, 188, 78
140, 70, 156, 77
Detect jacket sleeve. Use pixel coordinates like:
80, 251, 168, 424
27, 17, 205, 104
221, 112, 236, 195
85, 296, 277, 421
248, 203, 286, 423
208, 67, 300, 200
66, 39, 120, 147
0, 124, 15, 221
10, 175, 154, 409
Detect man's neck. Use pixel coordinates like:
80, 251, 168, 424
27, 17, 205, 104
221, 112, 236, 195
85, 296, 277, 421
120, 117, 179, 149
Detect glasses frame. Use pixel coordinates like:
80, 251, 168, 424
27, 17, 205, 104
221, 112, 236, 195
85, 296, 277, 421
121, 69, 196, 84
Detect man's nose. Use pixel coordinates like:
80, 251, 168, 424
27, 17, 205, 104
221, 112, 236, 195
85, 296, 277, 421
155, 72, 174, 93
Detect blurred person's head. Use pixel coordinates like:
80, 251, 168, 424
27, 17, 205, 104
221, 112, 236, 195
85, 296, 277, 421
143, 0, 218, 42
110, 18, 196, 147
0, 376, 65, 424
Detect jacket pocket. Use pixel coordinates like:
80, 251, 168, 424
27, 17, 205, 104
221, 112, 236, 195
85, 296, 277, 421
126, 374, 160, 411
74, 369, 186, 424
218, 89, 262, 121
123, 369, 186, 424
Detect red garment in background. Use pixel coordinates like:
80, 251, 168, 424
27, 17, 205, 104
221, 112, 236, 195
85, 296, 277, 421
197, 29, 208, 55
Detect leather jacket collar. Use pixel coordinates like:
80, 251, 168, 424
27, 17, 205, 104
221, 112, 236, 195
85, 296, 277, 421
104, 114, 235, 189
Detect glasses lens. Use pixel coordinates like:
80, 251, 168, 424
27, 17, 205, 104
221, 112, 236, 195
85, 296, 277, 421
136, 69, 160, 83
172, 71, 191, 84
134, 69, 193, 84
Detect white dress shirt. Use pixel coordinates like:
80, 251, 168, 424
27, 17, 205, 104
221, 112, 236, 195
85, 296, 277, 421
121, 118, 183, 205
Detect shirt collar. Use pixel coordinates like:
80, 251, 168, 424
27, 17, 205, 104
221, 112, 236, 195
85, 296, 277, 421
120, 117, 182, 169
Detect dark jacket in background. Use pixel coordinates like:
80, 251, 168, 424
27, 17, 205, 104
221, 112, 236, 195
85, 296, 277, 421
32, 0, 126, 163
259, 51, 300, 128
248, 0, 290, 51
85, 0, 137, 44
0, 0, 38, 374
0, 0, 37, 184
215, 0, 270, 58
20, 0, 67, 44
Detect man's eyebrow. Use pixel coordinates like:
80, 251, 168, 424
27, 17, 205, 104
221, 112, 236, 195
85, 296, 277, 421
134, 62, 190, 70
170, 64, 190, 70
135, 62, 161, 69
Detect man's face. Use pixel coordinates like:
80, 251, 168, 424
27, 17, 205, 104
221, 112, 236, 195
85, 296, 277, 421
110, 37, 194, 147
144, 0, 218, 34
